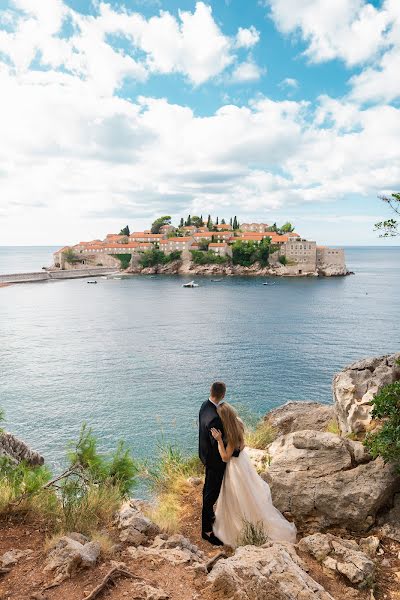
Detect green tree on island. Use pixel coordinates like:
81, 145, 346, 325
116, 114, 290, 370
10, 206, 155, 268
191, 215, 204, 227
375, 193, 400, 237
206, 215, 212, 229
151, 216, 171, 234
119, 225, 130, 236
185, 215, 192, 226
179, 217, 184, 228
232, 216, 238, 230
280, 222, 295, 233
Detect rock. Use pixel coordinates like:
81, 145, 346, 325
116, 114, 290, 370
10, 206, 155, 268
1, 549, 32, 568
246, 448, 270, 472
208, 542, 334, 599
263, 430, 400, 531
298, 533, 375, 586
133, 583, 169, 600
359, 536, 380, 557
116, 505, 160, 545
333, 353, 400, 435
127, 534, 204, 566
0, 431, 44, 466
187, 476, 203, 486
377, 492, 400, 542
44, 536, 100, 584
264, 401, 335, 435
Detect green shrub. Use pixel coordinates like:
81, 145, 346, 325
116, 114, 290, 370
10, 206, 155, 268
245, 420, 277, 449
114, 253, 131, 269
190, 250, 228, 265
232, 238, 271, 267
364, 381, 400, 469
139, 249, 181, 268
63, 248, 80, 264
278, 255, 287, 265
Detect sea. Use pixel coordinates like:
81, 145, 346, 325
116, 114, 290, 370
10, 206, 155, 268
0, 245, 399, 485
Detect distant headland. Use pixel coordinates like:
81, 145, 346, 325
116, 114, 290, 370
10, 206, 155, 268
52, 215, 349, 277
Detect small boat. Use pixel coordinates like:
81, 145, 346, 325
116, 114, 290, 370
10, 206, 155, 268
182, 281, 199, 288
87, 280, 98, 284
211, 279, 223, 282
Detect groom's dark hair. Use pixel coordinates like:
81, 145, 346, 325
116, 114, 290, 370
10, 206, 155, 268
210, 381, 226, 400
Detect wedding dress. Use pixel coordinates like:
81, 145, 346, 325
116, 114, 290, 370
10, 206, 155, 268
213, 448, 297, 547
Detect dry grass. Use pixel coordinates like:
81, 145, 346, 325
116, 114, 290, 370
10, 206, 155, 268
237, 520, 269, 547
325, 420, 341, 435
146, 446, 203, 534
245, 420, 277, 449
62, 483, 122, 536
91, 531, 116, 558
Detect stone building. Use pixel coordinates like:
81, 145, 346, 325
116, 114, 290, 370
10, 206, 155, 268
208, 243, 232, 257
241, 222, 270, 232
159, 237, 194, 254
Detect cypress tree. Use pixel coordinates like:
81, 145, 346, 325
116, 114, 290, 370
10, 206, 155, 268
207, 215, 211, 229
221, 218, 226, 225
216, 216, 219, 225
230, 217, 233, 227
179, 217, 184, 228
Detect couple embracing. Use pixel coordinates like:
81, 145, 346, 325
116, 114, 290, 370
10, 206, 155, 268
199, 381, 296, 548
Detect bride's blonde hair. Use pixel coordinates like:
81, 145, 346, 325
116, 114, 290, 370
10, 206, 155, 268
217, 402, 245, 450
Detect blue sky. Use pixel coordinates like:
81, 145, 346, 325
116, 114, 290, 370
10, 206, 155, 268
0, 0, 399, 245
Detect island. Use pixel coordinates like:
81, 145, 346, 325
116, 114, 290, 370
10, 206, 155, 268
52, 215, 348, 277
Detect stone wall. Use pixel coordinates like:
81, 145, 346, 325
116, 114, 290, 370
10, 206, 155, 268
0, 267, 118, 284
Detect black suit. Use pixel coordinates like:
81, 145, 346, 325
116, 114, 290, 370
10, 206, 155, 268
199, 399, 226, 533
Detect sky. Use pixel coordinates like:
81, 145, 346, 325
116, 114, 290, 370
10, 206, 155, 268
0, 0, 399, 246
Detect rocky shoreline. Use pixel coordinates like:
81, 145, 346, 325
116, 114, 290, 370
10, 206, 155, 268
127, 259, 351, 278
1, 353, 399, 599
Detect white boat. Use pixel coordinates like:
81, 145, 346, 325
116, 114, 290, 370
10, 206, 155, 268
182, 281, 199, 288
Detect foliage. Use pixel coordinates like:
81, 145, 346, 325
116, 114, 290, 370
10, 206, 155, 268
190, 250, 228, 265
280, 222, 295, 233
151, 215, 171, 234
237, 520, 269, 547
245, 420, 277, 449
114, 253, 131, 269
63, 248, 80, 264
232, 215, 238, 230
197, 239, 209, 251
0, 407, 4, 432
179, 217, 184, 228
232, 239, 271, 267
139, 249, 181, 267
206, 214, 212, 229
147, 444, 203, 533
375, 193, 400, 237
119, 225, 130, 236
191, 215, 204, 227
364, 381, 400, 469
278, 255, 288, 265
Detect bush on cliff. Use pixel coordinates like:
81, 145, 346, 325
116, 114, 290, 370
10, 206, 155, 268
146, 444, 202, 533
114, 253, 131, 269
139, 249, 182, 267
0, 416, 139, 535
232, 239, 272, 267
190, 250, 228, 265
364, 380, 400, 470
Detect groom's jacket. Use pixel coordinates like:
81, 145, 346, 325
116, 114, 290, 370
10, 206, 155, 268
198, 399, 226, 470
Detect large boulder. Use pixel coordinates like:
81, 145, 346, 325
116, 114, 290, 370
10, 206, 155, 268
333, 353, 400, 435
127, 534, 205, 567
264, 401, 335, 436
297, 533, 375, 586
207, 543, 335, 600
116, 503, 160, 545
263, 430, 400, 531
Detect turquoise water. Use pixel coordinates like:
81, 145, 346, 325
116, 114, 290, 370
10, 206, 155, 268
0, 246, 399, 478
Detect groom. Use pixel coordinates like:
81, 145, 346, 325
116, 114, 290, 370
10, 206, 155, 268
199, 381, 226, 546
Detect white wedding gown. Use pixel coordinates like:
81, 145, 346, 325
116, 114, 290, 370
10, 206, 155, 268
213, 448, 297, 548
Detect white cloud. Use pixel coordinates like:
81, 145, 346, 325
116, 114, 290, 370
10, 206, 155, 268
235, 26, 260, 48
266, 0, 391, 66
279, 77, 298, 89
231, 59, 263, 82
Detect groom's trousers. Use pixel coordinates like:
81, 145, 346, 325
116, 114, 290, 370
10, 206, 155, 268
202, 465, 226, 533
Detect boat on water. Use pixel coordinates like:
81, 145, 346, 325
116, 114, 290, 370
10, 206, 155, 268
182, 281, 199, 288
211, 279, 223, 282
87, 281, 98, 284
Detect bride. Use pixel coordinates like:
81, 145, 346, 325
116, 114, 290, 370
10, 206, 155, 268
211, 402, 296, 548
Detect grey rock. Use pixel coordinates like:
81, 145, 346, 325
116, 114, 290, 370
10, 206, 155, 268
0, 431, 44, 466
298, 533, 375, 585
208, 542, 335, 599
44, 536, 100, 584
263, 430, 400, 531
127, 534, 204, 566
333, 353, 400, 435
1, 549, 32, 568
359, 536, 380, 557
187, 476, 203, 486
264, 401, 335, 435
377, 492, 400, 542
116, 505, 160, 546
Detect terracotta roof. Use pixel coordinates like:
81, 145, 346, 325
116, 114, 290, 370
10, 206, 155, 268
209, 243, 227, 247
193, 232, 213, 238
216, 224, 232, 230
159, 237, 193, 243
